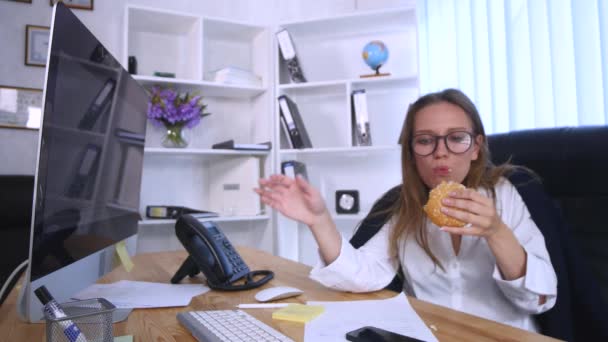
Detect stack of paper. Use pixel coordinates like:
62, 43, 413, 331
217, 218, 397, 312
207, 67, 262, 87
305, 293, 438, 342
73, 280, 210, 309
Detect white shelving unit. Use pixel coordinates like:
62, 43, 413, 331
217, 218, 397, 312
274, 6, 419, 265
122, 4, 419, 263
124, 5, 274, 255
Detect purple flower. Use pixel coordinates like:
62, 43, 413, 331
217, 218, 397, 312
146, 87, 210, 129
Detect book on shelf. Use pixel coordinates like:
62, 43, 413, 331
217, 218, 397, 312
351, 89, 372, 146
146, 205, 219, 219
276, 29, 306, 83
212, 139, 271, 151
281, 160, 308, 181
277, 94, 312, 149
206, 66, 262, 87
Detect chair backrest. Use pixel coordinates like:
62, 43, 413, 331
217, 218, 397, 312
488, 125, 608, 306
0, 175, 34, 305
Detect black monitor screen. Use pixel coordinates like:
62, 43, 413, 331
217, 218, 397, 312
31, 3, 148, 281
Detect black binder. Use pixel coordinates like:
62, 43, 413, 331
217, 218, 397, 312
66, 144, 101, 198
276, 29, 306, 83
281, 160, 308, 180
78, 78, 116, 130
277, 95, 312, 149
351, 89, 372, 146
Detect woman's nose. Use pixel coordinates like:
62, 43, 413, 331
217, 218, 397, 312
433, 137, 449, 157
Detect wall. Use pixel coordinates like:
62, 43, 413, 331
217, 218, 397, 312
0, 0, 412, 175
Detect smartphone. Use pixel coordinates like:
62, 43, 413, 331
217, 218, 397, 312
346, 326, 427, 342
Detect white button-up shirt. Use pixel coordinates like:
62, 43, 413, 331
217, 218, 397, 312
310, 178, 557, 332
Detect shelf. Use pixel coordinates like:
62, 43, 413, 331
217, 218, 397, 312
332, 214, 366, 221
279, 6, 416, 37
47, 124, 105, 139
106, 202, 139, 213
280, 145, 400, 156
133, 75, 266, 98
139, 214, 270, 226
145, 148, 269, 159
279, 75, 417, 91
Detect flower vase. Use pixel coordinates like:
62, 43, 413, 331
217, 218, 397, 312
161, 125, 190, 148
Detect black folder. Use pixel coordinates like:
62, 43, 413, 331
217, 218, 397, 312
351, 89, 372, 146
276, 29, 306, 83
78, 78, 116, 130
281, 160, 308, 180
277, 95, 312, 149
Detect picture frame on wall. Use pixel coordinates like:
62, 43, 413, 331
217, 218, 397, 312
50, 0, 93, 11
25, 25, 50, 67
1, 0, 33, 4
0, 85, 43, 130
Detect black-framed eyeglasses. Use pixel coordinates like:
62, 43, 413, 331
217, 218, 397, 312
411, 131, 475, 156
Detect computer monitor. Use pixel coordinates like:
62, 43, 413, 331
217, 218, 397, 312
17, 2, 148, 322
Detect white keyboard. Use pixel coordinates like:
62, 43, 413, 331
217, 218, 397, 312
177, 309, 295, 342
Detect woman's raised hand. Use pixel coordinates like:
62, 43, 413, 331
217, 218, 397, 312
255, 174, 328, 227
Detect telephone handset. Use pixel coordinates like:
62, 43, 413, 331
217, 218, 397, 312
171, 214, 274, 291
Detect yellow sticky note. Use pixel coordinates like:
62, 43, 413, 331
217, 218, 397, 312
115, 241, 134, 272
272, 304, 324, 323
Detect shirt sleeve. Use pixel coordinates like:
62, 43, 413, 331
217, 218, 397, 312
309, 223, 399, 292
492, 179, 558, 314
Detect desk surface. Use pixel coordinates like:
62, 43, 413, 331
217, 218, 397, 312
0, 247, 561, 342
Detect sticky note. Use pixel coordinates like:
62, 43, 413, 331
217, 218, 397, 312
271, 304, 324, 323
115, 241, 134, 272
114, 335, 133, 342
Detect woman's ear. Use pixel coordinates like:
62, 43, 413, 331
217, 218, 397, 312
471, 134, 484, 160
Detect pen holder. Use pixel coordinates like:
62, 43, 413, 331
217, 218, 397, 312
44, 298, 115, 342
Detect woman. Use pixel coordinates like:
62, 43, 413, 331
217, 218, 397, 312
255, 88, 557, 332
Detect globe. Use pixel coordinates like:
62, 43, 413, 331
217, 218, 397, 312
362, 40, 389, 74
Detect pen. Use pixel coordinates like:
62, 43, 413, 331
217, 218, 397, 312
35, 286, 88, 342
237, 303, 290, 309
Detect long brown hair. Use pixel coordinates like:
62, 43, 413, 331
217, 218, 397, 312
390, 88, 515, 270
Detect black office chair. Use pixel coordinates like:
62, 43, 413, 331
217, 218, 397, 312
0, 175, 34, 306
350, 126, 608, 341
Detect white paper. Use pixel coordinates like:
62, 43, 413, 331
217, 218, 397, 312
72, 280, 210, 309
305, 293, 438, 342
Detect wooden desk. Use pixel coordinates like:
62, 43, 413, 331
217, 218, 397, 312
0, 247, 561, 341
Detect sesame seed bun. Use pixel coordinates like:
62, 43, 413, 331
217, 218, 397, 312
423, 180, 467, 227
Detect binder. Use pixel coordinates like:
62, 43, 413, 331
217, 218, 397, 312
281, 160, 308, 181
78, 78, 116, 130
66, 143, 101, 198
279, 115, 294, 149
212, 139, 271, 151
351, 89, 372, 146
276, 29, 306, 83
278, 95, 312, 149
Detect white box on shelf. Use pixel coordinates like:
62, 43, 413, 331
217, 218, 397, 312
207, 156, 261, 216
